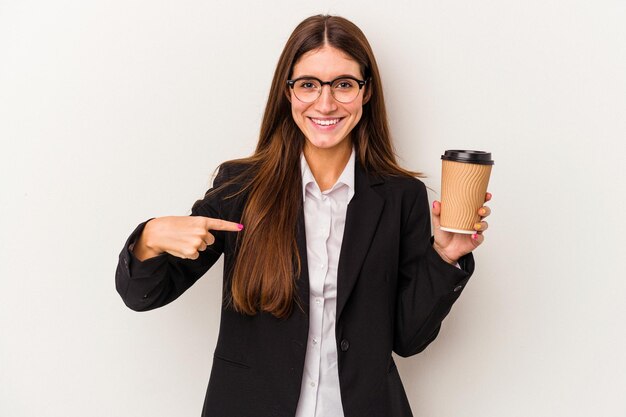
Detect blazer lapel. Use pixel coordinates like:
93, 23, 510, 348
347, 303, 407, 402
295, 204, 310, 315
336, 163, 384, 321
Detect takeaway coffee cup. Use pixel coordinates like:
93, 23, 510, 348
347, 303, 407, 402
440, 150, 494, 234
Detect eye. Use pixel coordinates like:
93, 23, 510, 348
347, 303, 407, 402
334, 79, 356, 89
298, 79, 318, 89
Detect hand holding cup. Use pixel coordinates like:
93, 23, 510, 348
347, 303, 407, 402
432, 192, 492, 264
431, 150, 494, 264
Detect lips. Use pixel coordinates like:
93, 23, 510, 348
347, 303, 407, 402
309, 117, 343, 127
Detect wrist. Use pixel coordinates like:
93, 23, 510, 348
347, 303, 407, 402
135, 219, 164, 259
142, 219, 163, 252
432, 242, 458, 265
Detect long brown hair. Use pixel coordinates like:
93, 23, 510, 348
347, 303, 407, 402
215, 15, 419, 318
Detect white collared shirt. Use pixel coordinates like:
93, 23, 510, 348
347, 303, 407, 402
294, 149, 356, 417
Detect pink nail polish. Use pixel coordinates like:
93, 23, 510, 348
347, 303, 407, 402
238, 224, 244, 230
432, 201, 436, 209
472, 233, 478, 240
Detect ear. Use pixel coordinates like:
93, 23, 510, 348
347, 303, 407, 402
362, 83, 372, 105
284, 85, 292, 103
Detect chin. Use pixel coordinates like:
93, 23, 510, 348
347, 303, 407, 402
306, 137, 346, 150
305, 130, 351, 150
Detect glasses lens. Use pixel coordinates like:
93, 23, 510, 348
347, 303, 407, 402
293, 78, 321, 103
331, 78, 360, 103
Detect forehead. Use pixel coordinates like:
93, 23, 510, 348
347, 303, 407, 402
292, 46, 362, 79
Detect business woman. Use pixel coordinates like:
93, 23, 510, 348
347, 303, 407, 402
116, 14, 492, 417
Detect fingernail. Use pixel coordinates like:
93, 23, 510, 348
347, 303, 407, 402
237, 224, 244, 230
474, 223, 482, 230
479, 208, 486, 215
432, 201, 437, 209
472, 233, 478, 240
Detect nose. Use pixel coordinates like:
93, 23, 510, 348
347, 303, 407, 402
314, 84, 338, 113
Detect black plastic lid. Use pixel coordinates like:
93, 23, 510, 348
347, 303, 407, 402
441, 150, 494, 165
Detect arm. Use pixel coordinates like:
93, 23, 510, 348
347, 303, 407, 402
115, 165, 233, 311
393, 180, 474, 357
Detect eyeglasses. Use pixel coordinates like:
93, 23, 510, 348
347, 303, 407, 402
287, 76, 367, 103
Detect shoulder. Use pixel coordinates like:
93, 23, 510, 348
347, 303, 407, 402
358, 161, 426, 196
191, 160, 254, 217
214, 160, 255, 187
381, 173, 426, 190
369, 173, 430, 223
376, 175, 431, 228
378, 173, 428, 200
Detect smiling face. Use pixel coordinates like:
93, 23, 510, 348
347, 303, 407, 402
289, 45, 368, 156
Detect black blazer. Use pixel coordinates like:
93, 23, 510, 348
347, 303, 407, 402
116, 161, 474, 417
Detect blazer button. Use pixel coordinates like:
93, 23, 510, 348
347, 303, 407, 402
340, 339, 350, 352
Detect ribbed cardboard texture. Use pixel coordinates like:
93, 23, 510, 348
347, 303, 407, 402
440, 160, 492, 234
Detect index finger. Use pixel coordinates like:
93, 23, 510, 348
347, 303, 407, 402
205, 218, 244, 232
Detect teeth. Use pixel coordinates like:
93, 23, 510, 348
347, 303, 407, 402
311, 118, 340, 126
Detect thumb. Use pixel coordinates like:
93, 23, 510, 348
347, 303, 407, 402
431, 200, 441, 229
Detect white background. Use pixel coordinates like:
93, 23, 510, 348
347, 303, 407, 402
1, 1, 625, 416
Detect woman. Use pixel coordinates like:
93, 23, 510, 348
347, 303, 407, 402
116, 14, 491, 417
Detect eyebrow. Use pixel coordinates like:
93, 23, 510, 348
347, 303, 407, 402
291, 74, 362, 80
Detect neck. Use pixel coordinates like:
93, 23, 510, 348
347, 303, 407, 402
303, 141, 352, 192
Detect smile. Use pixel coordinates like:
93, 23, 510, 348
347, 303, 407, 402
310, 118, 342, 126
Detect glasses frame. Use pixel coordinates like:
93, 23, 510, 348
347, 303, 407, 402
286, 76, 368, 103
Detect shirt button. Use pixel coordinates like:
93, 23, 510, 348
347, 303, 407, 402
340, 339, 350, 352
315, 298, 321, 305
312, 337, 318, 345
320, 264, 324, 269
310, 381, 316, 388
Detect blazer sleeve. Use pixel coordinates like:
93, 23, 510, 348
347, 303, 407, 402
115, 164, 233, 312
393, 180, 475, 357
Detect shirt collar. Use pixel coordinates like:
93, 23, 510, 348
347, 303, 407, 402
301, 148, 356, 202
